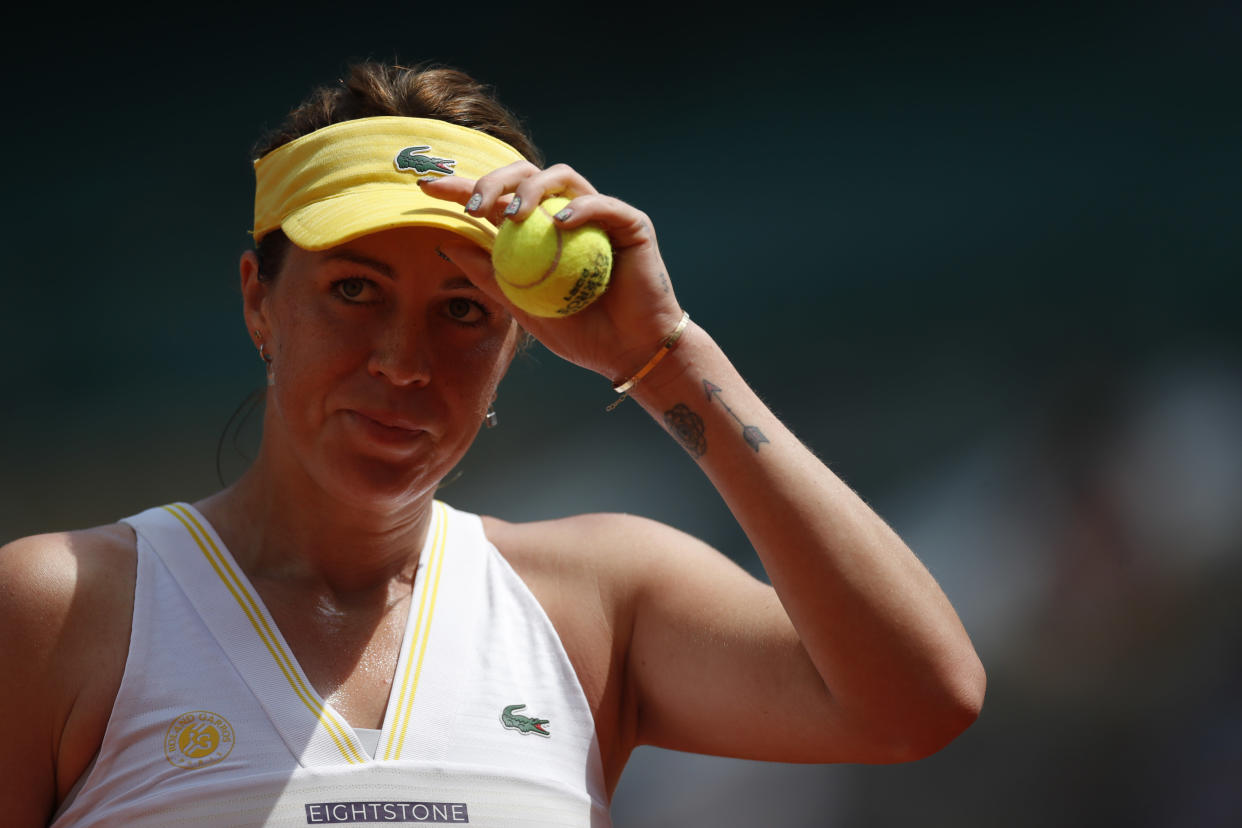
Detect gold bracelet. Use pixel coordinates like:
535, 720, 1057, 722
606, 311, 690, 411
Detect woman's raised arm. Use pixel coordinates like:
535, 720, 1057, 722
619, 321, 985, 761
424, 166, 985, 763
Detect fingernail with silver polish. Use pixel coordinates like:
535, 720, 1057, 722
465, 193, 483, 213
503, 195, 522, 217
554, 207, 574, 222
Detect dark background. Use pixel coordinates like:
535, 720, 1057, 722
3, 2, 1240, 824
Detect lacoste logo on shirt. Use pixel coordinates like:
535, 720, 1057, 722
500, 704, 549, 737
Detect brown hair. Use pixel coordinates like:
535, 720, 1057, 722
253, 61, 541, 280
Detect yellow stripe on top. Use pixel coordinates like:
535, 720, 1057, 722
163, 504, 366, 766
383, 500, 449, 761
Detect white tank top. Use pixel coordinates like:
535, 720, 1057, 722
51, 501, 610, 827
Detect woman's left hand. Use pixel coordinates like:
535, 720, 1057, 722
419, 161, 685, 384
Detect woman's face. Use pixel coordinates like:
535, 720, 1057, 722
244, 226, 520, 511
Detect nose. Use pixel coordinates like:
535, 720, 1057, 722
367, 317, 431, 387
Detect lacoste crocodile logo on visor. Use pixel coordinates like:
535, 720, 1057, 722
394, 145, 456, 176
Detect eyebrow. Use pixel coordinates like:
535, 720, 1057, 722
440, 276, 477, 291
322, 251, 395, 280
322, 252, 479, 292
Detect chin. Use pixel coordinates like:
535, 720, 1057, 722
316, 452, 445, 513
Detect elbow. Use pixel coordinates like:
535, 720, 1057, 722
897, 655, 987, 762
870, 654, 986, 764
909, 687, 984, 762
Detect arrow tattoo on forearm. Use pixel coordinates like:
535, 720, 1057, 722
703, 380, 770, 452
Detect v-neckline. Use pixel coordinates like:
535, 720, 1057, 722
161, 501, 450, 766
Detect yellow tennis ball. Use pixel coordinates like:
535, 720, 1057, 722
491, 196, 612, 317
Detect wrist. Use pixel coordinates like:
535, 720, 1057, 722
625, 320, 718, 409
612, 311, 689, 388
604, 310, 690, 411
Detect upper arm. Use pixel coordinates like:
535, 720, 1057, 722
611, 517, 855, 762
0, 535, 76, 825
0, 526, 134, 825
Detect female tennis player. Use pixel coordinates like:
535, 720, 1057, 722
0, 62, 984, 827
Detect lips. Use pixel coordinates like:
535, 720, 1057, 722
351, 409, 422, 432
344, 409, 429, 451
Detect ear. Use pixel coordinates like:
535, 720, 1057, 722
500, 325, 524, 373
240, 250, 269, 346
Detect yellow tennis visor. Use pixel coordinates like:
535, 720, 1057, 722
252, 116, 526, 251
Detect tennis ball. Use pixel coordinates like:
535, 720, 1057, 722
491, 196, 612, 317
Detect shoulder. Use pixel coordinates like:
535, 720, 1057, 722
0, 524, 137, 810
478, 510, 772, 660
2, 522, 136, 592
481, 511, 722, 580
478, 511, 658, 638
481, 511, 766, 614
1, 524, 137, 644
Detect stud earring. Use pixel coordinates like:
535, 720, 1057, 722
485, 409, 499, 428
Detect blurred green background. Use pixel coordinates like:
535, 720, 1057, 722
3, 1, 1240, 825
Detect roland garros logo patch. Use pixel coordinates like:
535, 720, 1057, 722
394, 145, 456, 177
165, 710, 235, 769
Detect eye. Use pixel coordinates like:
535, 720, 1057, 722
331, 277, 378, 304
444, 297, 488, 325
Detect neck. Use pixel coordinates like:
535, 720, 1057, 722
196, 451, 436, 598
